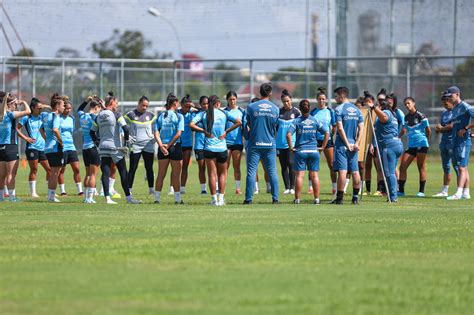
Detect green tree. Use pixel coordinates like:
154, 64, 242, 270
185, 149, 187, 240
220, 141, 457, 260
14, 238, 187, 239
14, 48, 34, 57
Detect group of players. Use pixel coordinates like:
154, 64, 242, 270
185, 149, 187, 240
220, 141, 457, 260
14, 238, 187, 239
0, 82, 472, 205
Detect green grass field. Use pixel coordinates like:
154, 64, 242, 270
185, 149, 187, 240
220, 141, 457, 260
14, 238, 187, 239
1, 156, 473, 314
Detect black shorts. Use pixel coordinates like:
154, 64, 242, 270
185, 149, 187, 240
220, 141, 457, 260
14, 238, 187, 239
0, 144, 19, 162
83, 147, 100, 166
62, 150, 79, 165
158, 143, 183, 161
405, 147, 429, 156
204, 150, 228, 164
25, 148, 47, 161
182, 146, 193, 151
46, 152, 63, 167
194, 149, 205, 161
227, 144, 244, 151
317, 139, 334, 149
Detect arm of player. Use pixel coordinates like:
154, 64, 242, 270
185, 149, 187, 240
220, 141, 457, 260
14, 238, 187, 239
336, 121, 352, 151
12, 100, 31, 119
286, 132, 294, 152
354, 122, 364, 151
219, 119, 242, 140
320, 131, 329, 151
16, 122, 36, 144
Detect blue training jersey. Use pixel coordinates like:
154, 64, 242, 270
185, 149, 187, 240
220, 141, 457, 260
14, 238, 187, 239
395, 108, 405, 134
403, 111, 429, 148
19, 112, 48, 151
178, 109, 196, 147
43, 112, 61, 153
155, 110, 184, 144
60, 115, 76, 151
374, 110, 400, 147
450, 101, 473, 147
223, 106, 245, 146
245, 100, 279, 150
78, 110, 96, 150
334, 102, 364, 147
0, 112, 17, 145
439, 109, 453, 149
288, 115, 328, 151
276, 107, 300, 149
310, 107, 335, 141
191, 108, 233, 152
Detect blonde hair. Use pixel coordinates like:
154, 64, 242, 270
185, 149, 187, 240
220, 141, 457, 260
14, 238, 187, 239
0, 92, 9, 122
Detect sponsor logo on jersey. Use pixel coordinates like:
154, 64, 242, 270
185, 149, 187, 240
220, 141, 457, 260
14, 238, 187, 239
256, 141, 273, 146
258, 103, 272, 109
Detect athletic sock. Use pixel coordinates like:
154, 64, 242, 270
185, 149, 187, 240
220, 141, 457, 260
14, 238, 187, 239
336, 190, 344, 201
154, 191, 161, 202
308, 180, 313, 189
235, 180, 241, 190
343, 179, 350, 193
463, 187, 470, 196
59, 184, 66, 194
84, 187, 89, 200
174, 192, 181, 203
398, 180, 406, 193
109, 178, 116, 194
29, 181, 37, 195
442, 185, 449, 193
48, 189, 56, 200
216, 182, 219, 191
211, 194, 217, 203
419, 181, 426, 193
366, 180, 371, 192
332, 182, 337, 191
75, 182, 83, 194
218, 193, 225, 204
180, 186, 186, 193
266, 182, 271, 191
455, 187, 463, 197
88, 188, 95, 201
8, 189, 15, 197
353, 188, 360, 200
148, 187, 154, 194
254, 182, 259, 193
200, 183, 207, 192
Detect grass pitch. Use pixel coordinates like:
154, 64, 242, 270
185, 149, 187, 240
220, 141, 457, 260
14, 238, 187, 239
0, 156, 473, 314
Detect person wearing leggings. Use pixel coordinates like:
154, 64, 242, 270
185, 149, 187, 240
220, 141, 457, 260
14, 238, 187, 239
276, 89, 300, 194
124, 95, 156, 194
90, 91, 141, 205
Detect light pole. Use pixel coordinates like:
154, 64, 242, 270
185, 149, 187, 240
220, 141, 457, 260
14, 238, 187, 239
148, 7, 183, 59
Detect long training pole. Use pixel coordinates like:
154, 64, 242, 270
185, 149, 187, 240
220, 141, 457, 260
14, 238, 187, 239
367, 109, 391, 204
359, 109, 372, 201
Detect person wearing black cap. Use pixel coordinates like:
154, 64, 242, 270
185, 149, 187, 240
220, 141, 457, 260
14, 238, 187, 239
445, 86, 473, 200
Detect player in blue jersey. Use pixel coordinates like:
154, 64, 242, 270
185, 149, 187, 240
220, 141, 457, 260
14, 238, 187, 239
332, 86, 364, 205
224, 91, 245, 195
43, 93, 65, 202
444, 86, 473, 200
243, 82, 280, 204
78, 95, 102, 203
194, 96, 209, 194
177, 94, 197, 195
287, 99, 329, 204
16, 98, 51, 198
310, 87, 337, 195
365, 92, 403, 203
190, 95, 241, 206
153, 93, 185, 204
124, 95, 156, 195
0, 93, 31, 202
398, 97, 431, 197
276, 89, 300, 195
433, 93, 457, 197
58, 99, 83, 197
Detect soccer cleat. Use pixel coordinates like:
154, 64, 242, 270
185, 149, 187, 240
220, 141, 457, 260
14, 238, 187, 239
290, 189, 295, 194
254, 190, 259, 195
217, 200, 226, 206
373, 191, 383, 196
446, 194, 461, 200
266, 188, 271, 194
60, 192, 68, 196
351, 198, 359, 205
201, 190, 207, 194
293, 199, 301, 204
243, 200, 252, 205
48, 197, 61, 203
397, 192, 405, 197
180, 190, 186, 195
154, 201, 160, 204
78, 192, 84, 196
168, 187, 174, 195
127, 198, 142, 204
31, 193, 40, 198
9, 196, 21, 202
106, 198, 117, 205
461, 194, 471, 200
416, 192, 425, 198
111, 192, 121, 199
362, 192, 369, 196
210, 200, 218, 206
432, 191, 448, 197
283, 189, 291, 194
84, 199, 93, 204
175, 200, 185, 205
272, 199, 279, 204
235, 189, 242, 195
330, 199, 343, 205
314, 199, 321, 205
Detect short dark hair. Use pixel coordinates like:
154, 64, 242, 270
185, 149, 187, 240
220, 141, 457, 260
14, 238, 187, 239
139, 95, 149, 103
333, 86, 349, 98
260, 82, 272, 98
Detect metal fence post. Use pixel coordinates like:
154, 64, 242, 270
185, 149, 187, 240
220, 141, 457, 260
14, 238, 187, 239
173, 61, 178, 95
406, 59, 411, 97
249, 60, 254, 101
2, 58, 6, 91
99, 62, 103, 98
61, 60, 65, 94
120, 60, 125, 104
32, 63, 36, 96
327, 59, 333, 106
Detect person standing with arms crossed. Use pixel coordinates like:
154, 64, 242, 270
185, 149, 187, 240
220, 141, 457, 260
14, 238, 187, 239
332, 87, 364, 205
244, 82, 280, 204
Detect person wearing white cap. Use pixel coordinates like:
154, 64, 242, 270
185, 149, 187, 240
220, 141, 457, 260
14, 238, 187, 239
445, 86, 473, 200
